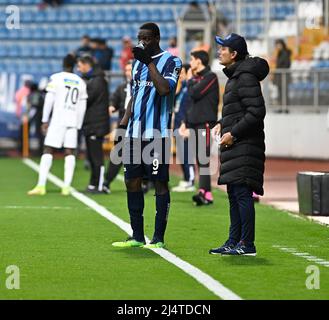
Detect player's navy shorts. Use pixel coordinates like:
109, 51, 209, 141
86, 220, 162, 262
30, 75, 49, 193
123, 138, 171, 182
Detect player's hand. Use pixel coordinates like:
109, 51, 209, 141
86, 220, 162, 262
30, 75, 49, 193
213, 123, 221, 136
132, 46, 152, 66
178, 123, 186, 136
186, 68, 193, 80
178, 123, 190, 138
220, 132, 234, 148
108, 106, 116, 115
41, 123, 49, 136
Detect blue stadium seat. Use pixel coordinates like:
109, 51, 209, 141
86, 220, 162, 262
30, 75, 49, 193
57, 45, 69, 58
44, 45, 55, 58
58, 10, 70, 23
104, 10, 115, 22
7, 29, 20, 40
0, 45, 6, 57
100, 26, 113, 39
35, 10, 47, 23
21, 45, 33, 58
93, 9, 105, 22
139, 8, 152, 21
46, 9, 58, 22
152, 8, 162, 21
0, 28, 8, 39
163, 8, 174, 21
70, 9, 81, 22
21, 10, 34, 23
33, 46, 44, 58
8, 45, 21, 58
115, 9, 128, 22
56, 27, 68, 39
127, 9, 139, 22
81, 10, 93, 22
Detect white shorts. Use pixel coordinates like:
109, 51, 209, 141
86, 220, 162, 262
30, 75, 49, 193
44, 125, 78, 149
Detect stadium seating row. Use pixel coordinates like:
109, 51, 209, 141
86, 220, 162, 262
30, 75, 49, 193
0, 58, 119, 74
0, 24, 177, 40
288, 80, 329, 106
3, 0, 208, 4
220, 2, 295, 21
0, 42, 123, 59
240, 23, 264, 39
13, 7, 175, 23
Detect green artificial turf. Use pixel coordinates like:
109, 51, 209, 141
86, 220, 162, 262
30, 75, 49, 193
1, 158, 328, 300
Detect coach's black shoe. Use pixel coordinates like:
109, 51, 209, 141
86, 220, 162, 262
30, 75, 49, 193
221, 241, 257, 256
209, 241, 236, 255
102, 185, 111, 194
85, 185, 104, 194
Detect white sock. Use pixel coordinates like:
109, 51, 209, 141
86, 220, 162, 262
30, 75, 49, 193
98, 165, 105, 191
37, 153, 53, 187
64, 155, 76, 188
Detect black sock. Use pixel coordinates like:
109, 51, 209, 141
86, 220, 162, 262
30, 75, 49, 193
127, 191, 145, 242
153, 192, 170, 243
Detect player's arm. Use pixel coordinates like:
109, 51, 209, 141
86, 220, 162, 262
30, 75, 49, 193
77, 98, 87, 130
41, 91, 55, 135
119, 97, 132, 128
132, 46, 172, 96
147, 63, 170, 96
109, 85, 121, 113
187, 73, 218, 101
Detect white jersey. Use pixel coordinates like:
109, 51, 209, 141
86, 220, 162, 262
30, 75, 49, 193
43, 72, 88, 128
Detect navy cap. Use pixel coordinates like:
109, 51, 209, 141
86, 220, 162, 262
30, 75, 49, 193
215, 33, 249, 56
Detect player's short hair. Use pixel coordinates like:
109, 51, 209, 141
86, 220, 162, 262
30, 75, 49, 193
139, 22, 160, 38
63, 54, 76, 70
190, 50, 209, 67
77, 55, 95, 67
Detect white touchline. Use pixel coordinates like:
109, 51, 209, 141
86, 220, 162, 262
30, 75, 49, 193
23, 158, 242, 300
273, 245, 329, 268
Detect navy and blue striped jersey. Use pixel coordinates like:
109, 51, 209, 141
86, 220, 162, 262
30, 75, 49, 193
126, 50, 182, 139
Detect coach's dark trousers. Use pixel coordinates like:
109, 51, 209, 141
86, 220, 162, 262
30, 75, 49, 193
227, 184, 255, 246
85, 135, 105, 190
104, 129, 124, 188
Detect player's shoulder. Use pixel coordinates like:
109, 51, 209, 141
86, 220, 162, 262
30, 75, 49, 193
49, 72, 62, 80
164, 51, 182, 66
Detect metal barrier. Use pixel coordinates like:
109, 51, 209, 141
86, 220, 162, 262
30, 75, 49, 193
268, 68, 329, 112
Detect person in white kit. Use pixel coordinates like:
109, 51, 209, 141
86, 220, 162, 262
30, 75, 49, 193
28, 54, 88, 196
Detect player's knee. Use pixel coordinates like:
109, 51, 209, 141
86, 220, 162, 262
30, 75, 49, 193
155, 181, 169, 195
125, 178, 142, 192
64, 148, 75, 156
43, 146, 53, 155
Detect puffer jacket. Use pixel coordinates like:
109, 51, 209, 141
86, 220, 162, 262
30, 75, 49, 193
82, 66, 110, 137
218, 57, 269, 195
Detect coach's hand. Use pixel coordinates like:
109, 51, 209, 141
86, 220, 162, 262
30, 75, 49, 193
41, 123, 49, 136
220, 132, 234, 148
132, 46, 152, 66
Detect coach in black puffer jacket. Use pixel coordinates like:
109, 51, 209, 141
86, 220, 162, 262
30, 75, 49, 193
218, 56, 269, 195
209, 33, 269, 256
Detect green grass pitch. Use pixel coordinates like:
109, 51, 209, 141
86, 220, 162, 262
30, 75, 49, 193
0, 158, 328, 299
